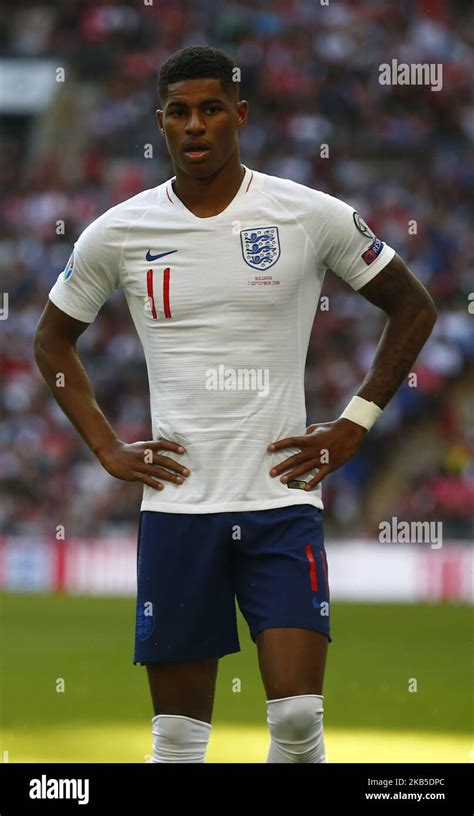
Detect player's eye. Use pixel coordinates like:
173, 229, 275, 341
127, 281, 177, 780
206, 106, 221, 114
169, 109, 185, 117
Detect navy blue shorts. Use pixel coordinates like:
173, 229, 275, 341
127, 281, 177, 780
133, 504, 331, 665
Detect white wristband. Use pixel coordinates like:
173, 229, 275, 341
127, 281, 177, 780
340, 396, 382, 431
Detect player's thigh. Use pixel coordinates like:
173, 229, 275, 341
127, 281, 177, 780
134, 511, 240, 667
234, 504, 331, 699
145, 657, 219, 723
256, 627, 328, 699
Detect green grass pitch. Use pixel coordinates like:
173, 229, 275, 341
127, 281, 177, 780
1, 594, 472, 763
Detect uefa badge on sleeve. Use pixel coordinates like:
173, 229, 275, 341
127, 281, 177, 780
362, 238, 385, 265
62, 251, 74, 281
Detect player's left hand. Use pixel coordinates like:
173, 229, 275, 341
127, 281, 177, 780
268, 418, 367, 490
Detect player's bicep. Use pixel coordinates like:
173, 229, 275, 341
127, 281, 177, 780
358, 253, 437, 316
36, 300, 90, 348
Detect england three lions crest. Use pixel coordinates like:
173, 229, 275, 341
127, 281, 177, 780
136, 601, 155, 641
240, 226, 280, 270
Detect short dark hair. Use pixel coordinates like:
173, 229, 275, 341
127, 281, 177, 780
158, 45, 238, 102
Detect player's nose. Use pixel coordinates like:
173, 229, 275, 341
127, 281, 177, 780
185, 110, 205, 134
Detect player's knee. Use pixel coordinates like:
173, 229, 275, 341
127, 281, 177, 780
266, 694, 326, 762
267, 694, 323, 740
151, 714, 212, 762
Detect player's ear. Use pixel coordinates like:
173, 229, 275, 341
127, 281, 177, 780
156, 109, 164, 133
236, 100, 248, 128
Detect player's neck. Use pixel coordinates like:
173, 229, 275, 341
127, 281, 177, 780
172, 156, 245, 218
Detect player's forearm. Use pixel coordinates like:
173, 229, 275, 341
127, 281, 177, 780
34, 339, 119, 458
356, 302, 436, 409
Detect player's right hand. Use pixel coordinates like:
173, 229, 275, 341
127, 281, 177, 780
97, 439, 190, 490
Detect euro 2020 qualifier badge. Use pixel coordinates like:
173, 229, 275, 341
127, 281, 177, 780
62, 251, 74, 281
353, 212, 376, 241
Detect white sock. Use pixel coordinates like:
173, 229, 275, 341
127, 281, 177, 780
151, 714, 212, 763
266, 694, 327, 763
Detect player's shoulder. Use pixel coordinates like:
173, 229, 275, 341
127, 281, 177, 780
74, 180, 171, 253
252, 167, 344, 220
86, 181, 169, 232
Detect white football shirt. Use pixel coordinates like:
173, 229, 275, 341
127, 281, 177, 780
48, 164, 395, 514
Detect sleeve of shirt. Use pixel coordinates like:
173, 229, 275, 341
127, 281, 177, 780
316, 192, 396, 291
48, 211, 122, 323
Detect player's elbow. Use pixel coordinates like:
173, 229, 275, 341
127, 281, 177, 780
403, 294, 437, 351
395, 285, 437, 333
417, 293, 437, 333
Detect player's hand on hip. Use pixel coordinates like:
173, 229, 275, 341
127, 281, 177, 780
268, 418, 366, 490
97, 439, 190, 491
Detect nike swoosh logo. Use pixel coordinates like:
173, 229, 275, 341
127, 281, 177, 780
146, 250, 178, 262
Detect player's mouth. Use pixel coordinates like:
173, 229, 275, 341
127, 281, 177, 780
182, 142, 211, 162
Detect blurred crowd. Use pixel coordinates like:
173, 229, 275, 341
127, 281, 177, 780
0, 0, 473, 538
